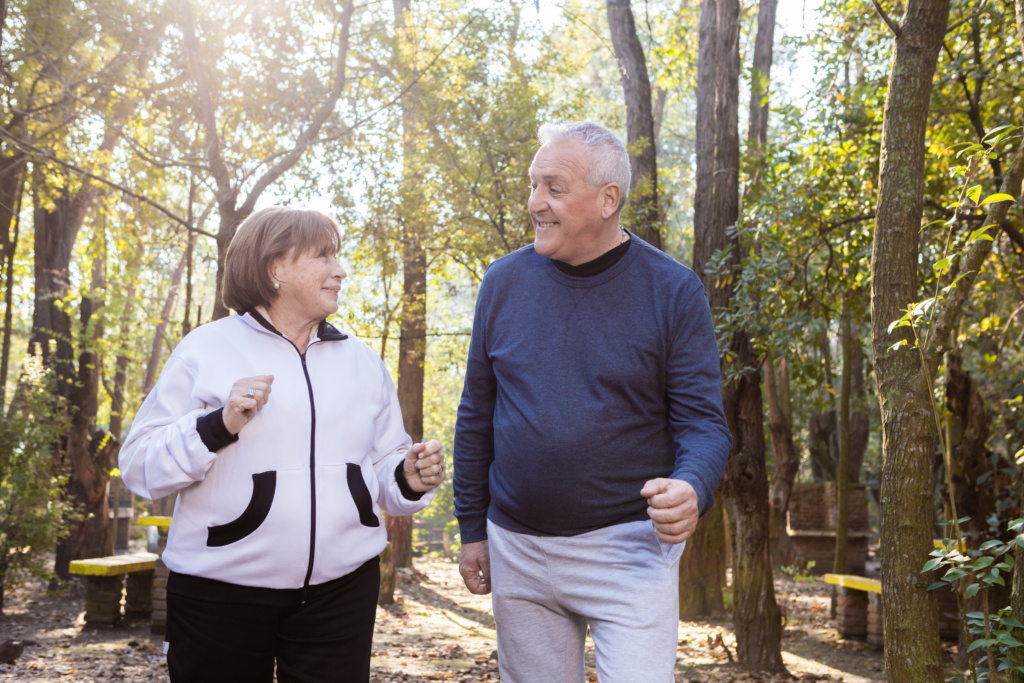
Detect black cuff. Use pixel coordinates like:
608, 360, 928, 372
196, 408, 239, 452
395, 462, 426, 501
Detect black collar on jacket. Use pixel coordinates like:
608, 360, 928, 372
247, 309, 349, 342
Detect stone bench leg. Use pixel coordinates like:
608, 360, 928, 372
84, 574, 125, 626
125, 569, 154, 618
867, 593, 884, 650
836, 587, 868, 639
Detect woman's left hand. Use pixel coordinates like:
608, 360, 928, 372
403, 440, 445, 492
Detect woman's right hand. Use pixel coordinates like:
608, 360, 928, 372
222, 375, 274, 435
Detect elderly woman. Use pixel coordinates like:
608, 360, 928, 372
120, 207, 444, 683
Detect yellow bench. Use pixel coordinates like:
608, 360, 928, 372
136, 515, 172, 532
69, 552, 159, 626
823, 573, 881, 593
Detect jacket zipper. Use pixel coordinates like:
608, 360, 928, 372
299, 350, 318, 603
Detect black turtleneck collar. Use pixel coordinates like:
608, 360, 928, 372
247, 309, 348, 342
552, 231, 632, 277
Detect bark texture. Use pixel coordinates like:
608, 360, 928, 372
690, 0, 786, 670
868, 2, 952, 679
386, 0, 425, 575
678, 497, 727, 619
766, 356, 798, 566
606, 0, 661, 249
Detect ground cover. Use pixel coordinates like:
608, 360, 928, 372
0, 559, 890, 682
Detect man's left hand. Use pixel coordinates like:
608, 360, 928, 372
403, 440, 445, 492
641, 478, 699, 544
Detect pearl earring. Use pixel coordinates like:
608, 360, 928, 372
274, 282, 279, 290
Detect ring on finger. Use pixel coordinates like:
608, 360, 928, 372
245, 387, 256, 398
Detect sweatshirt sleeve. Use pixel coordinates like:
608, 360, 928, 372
119, 355, 221, 500
452, 278, 497, 544
666, 280, 733, 515
370, 358, 435, 516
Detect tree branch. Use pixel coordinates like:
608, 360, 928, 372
240, 0, 355, 216
926, 135, 1024, 366
175, 0, 234, 203
0, 126, 213, 237
869, 0, 903, 38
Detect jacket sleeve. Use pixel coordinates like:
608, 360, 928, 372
119, 355, 220, 500
370, 359, 435, 516
667, 279, 733, 515
452, 279, 497, 544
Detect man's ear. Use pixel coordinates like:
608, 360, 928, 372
600, 183, 622, 220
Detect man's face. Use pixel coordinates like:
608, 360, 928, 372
528, 139, 607, 265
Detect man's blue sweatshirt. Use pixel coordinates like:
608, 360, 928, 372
453, 236, 732, 544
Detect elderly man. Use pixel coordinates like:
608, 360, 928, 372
453, 121, 731, 682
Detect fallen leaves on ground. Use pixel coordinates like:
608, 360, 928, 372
0, 560, 887, 682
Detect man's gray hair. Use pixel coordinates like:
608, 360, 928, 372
537, 121, 631, 211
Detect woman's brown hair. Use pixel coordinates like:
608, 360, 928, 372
222, 207, 342, 313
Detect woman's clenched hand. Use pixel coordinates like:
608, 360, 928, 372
222, 375, 275, 435
402, 439, 445, 492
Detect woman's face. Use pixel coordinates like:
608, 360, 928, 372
270, 246, 347, 322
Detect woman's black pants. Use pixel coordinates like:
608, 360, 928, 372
166, 558, 380, 683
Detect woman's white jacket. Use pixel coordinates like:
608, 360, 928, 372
120, 312, 433, 590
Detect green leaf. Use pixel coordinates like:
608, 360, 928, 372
998, 634, 1024, 648
922, 558, 943, 572
969, 638, 995, 652
967, 225, 995, 244
966, 582, 981, 597
1009, 519, 1024, 532
933, 257, 951, 272
980, 193, 1016, 205
974, 556, 995, 569
927, 581, 947, 591
979, 539, 1004, 552
999, 617, 1024, 630
887, 339, 908, 353
967, 185, 982, 203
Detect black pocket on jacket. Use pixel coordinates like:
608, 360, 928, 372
207, 471, 277, 547
347, 464, 380, 527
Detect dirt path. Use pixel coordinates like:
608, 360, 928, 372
0, 560, 887, 682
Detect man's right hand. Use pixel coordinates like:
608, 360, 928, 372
459, 540, 491, 595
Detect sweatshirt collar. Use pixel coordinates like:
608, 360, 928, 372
242, 309, 348, 344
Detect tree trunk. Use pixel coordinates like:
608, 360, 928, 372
0, 154, 25, 406
54, 252, 114, 578
692, 0, 719, 297
212, 206, 249, 320
833, 292, 852, 577
722, 332, 786, 671
682, 0, 729, 618
605, 0, 661, 249
745, 0, 777, 176
142, 238, 193, 397
766, 355, 798, 567
386, 0, 426, 575
691, 0, 786, 669
679, 495, 727, 619
869, 2, 951, 679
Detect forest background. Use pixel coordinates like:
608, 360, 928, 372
2, 0, 1024, 681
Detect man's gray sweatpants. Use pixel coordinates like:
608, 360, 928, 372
487, 519, 685, 683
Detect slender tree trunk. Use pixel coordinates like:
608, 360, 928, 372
833, 292, 852, 576
605, 0, 661, 249
745, 0, 777, 177
387, 0, 425, 574
55, 251, 114, 578
679, 496, 727, 619
869, 3, 951, 679
142, 238, 192, 397
0, 157, 25, 406
692, 0, 785, 669
766, 355, 799, 566
692, 0, 719, 296
682, 0, 729, 618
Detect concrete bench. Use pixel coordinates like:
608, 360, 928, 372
823, 573, 883, 648
137, 516, 172, 635
69, 552, 159, 626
